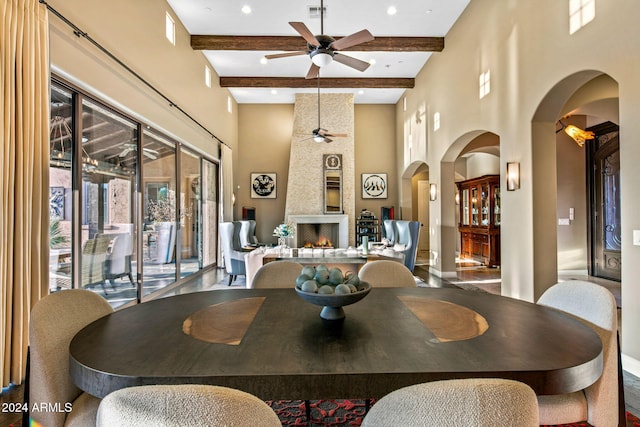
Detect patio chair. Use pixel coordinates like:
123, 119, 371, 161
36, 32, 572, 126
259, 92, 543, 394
98, 232, 135, 289
81, 236, 111, 293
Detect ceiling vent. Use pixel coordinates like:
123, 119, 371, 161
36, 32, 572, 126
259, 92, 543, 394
308, 6, 326, 19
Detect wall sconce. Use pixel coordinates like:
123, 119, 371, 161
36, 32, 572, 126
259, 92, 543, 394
556, 120, 595, 147
429, 183, 437, 201
506, 162, 520, 191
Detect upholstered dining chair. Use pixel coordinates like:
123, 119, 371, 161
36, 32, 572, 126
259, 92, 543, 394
361, 378, 539, 427
536, 280, 619, 426
252, 261, 304, 288
358, 260, 416, 287
382, 219, 396, 243
96, 384, 281, 427
29, 289, 114, 427
220, 222, 248, 285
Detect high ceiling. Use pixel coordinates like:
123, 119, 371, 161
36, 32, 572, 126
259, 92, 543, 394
167, 0, 470, 104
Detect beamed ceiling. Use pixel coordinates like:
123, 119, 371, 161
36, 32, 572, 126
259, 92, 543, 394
168, 0, 471, 104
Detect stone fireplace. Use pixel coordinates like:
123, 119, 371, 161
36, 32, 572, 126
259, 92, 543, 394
284, 93, 355, 245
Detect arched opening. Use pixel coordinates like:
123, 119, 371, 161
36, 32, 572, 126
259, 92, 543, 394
400, 161, 430, 267
531, 70, 619, 299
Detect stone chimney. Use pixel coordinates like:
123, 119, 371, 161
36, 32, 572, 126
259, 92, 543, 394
284, 93, 355, 245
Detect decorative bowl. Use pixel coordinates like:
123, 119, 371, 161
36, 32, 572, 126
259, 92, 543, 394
295, 282, 371, 321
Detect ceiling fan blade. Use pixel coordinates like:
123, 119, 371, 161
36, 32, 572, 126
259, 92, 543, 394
289, 22, 320, 47
264, 51, 307, 60
333, 53, 371, 72
330, 29, 374, 51
323, 137, 333, 143
143, 151, 158, 160
118, 148, 131, 157
325, 132, 348, 138
305, 63, 320, 79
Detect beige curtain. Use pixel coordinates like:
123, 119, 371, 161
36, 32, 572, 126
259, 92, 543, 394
220, 144, 234, 222
1, 0, 50, 388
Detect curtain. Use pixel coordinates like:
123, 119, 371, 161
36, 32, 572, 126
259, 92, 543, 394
1, 0, 50, 388
220, 144, 233, 222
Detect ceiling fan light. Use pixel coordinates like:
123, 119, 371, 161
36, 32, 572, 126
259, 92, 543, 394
313, 135, 325, 143
311, 52, 333, 67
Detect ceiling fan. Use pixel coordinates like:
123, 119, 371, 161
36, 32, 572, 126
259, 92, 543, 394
119, 143, 159, 160
265, 0, 374, 79
301, 75, 348, 143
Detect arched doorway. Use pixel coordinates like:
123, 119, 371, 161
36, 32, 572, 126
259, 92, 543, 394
531, 70, 620, 298
401, 161, 430, 266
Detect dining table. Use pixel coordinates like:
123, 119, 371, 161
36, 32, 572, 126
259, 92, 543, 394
69, 287, 603, 401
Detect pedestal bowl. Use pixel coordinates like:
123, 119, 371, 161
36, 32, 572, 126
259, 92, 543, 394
295, 282, 371, 321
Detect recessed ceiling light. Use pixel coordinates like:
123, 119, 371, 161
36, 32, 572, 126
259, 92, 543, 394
260, 57, 268, 65
241, 5, 251, 14
358, 90, 364, 95
425, 9, 432, 14
369, 59, 376, 65
271, 89, 277, 95
387, 6, 397, 16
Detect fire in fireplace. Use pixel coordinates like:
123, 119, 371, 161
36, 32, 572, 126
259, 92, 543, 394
297, 223, 339, 248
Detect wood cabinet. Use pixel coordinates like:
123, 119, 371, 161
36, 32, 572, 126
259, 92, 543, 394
456, 175, 501, 267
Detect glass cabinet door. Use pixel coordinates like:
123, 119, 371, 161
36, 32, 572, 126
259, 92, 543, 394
462, 189, 469, 225
481, 184, 489, 226
471, 187, 479, 226
494, 186, 501, 226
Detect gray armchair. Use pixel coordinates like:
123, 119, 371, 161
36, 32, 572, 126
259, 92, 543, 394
393, 220, 421, 272
220, 222, 248, 285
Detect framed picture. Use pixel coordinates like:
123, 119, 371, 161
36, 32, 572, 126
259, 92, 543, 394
251, 173, 277, 199
362, 173, 388, 199
49, 187, 65, 219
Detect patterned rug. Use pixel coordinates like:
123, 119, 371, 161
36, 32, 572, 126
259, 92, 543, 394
267, 399, 640, 427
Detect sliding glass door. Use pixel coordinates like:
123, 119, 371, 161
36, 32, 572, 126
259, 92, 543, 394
49, 79, 219, 307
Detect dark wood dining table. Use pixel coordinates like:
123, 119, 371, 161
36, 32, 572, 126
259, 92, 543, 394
69, 287, 603, 400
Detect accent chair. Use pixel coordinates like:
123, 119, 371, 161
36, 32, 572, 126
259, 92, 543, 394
96, 384, 281, 427
220, 222, 248, 285
29, 289, 114, 427
536, 280, 619, 426
361, 378, 539, 427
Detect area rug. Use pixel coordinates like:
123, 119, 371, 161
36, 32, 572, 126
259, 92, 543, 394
267, 399, 640, 427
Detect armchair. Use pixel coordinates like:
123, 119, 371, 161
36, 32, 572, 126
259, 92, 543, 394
393, 220, 421, 272
81, 236, 111, 293
220, 222, 248, 285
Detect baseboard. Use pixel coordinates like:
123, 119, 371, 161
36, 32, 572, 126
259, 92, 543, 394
557, 269, 589, 276
428, 266, 457, 279
622, 353, 640, 378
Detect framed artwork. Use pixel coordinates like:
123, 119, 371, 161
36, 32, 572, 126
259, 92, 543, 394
362, 173, 388, 199
49, 187, 65, 219
251, 173, 277, 199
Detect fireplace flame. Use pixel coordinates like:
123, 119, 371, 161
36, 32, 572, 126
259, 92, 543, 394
303, 235, 334, 248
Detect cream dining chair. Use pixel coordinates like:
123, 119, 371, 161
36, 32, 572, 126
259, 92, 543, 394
96, 384, 281, 427
361, 378, 539, 427
252, 261, 304, 288
536, 280, 619, 426
29, 289, 114, 427
358, 260, 416, 287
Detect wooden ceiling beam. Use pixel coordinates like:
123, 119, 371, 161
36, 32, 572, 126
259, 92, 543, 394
192, 35, 444, 52
219, 77, 414, 89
